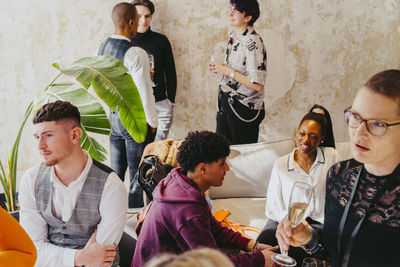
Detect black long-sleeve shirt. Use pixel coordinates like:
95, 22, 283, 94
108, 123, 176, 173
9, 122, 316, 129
131, 28, 177, 103
321, 159, 400, 267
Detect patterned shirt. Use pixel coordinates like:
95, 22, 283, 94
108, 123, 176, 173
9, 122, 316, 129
219, 26, 267, 110
327, 159, 400, 227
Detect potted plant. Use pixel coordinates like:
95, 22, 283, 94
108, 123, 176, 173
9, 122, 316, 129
0, 55, 147, 219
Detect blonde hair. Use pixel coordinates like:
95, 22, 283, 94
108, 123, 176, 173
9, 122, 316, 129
144, 248, 234, 267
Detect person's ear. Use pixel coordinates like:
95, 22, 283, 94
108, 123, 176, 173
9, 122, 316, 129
198, 163, 206, 174
244, 15, 252, 24
128, 18, 135, 29
129, 18, 135, 27
71, 127, 82, 145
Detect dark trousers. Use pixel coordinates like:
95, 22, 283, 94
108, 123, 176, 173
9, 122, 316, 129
109, 111, 155, 208
257, 219, 279, 246
216, 92, 265, 145
257, 219, 322, 267
118, 232, 136, 267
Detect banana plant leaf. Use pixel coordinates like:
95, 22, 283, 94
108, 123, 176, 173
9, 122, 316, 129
0, 56, 144, 211
34, 82, 110, 161
54, 55, 148, 143
0, 102, 34, 211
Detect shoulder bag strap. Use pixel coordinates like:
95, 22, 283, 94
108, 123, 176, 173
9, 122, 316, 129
337, 166, 394, 267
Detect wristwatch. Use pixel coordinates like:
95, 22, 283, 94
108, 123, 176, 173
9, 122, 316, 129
230, 71, 235, 78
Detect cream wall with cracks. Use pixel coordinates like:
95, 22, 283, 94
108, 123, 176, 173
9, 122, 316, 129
1, 0, 399, 187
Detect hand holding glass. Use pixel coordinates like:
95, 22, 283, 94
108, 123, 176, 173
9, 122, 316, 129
271, 182, 313, 266
209, 56, 217, 73
148, 54, 156, 87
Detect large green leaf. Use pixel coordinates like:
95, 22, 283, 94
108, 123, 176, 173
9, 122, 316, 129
0, 56, 141, 211
57, 55, 148, 143
0, 102, 34, 211
0, 159, 10, 210
34, 82, 110, 161
80, 127, 108, 162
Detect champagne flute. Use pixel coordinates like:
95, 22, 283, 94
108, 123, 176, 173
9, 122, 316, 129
271, 182, 313, 266
148, 54, 156, 87
209, 55, 223, 82
209, 56, 215, 74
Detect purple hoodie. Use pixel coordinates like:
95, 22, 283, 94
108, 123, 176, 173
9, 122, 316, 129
131, 168, 265, 267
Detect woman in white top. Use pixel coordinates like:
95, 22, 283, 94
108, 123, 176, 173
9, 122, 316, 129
257, 111, 341, 263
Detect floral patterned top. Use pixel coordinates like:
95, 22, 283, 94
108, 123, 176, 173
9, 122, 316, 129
219, 26, 267, 110
321, 159, 400, 267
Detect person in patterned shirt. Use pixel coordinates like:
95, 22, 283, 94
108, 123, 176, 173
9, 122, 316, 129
209, 0, 267, 145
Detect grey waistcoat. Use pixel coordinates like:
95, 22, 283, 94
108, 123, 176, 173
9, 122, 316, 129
35, 160, 119, 266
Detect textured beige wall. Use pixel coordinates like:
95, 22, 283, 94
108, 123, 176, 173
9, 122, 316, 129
1, 0, 399, 180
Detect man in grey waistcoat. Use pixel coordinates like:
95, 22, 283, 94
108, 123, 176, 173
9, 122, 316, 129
19, 101, 127, 267
96, 2, 158, 208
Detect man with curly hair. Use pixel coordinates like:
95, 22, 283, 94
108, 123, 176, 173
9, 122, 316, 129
132, 131, 276, 267
209, 0, 267, 145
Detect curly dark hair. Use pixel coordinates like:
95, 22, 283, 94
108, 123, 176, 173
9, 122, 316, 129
33, 100, 81, 127
230, 0, 260, 26
177, 131, 230, 172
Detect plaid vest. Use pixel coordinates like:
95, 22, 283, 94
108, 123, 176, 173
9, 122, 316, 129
35, 160, 119, 266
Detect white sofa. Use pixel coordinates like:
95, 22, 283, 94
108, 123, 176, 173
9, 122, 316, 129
209, 139, 352, 239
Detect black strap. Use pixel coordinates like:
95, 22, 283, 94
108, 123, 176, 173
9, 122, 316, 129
336, 167, 361, 267
337, 166, 394, 267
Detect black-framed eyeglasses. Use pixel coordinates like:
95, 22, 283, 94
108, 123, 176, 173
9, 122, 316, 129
344, 107, 400, 136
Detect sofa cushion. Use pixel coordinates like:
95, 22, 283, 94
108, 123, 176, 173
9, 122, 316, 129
209, 140, 295, 199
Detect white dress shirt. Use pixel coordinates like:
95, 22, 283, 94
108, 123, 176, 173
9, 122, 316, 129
95, 35, 158, 128
19, 153, 128, 267
265, 147, 341, 223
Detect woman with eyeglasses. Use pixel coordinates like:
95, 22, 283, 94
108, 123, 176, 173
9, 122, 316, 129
276, 70, 400, 267
257, 111, 341, 265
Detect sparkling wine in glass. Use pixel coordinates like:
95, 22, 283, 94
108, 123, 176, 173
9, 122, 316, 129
271, 182, 313, 267
148, 54, 156, 87
289, 202, 308, 228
